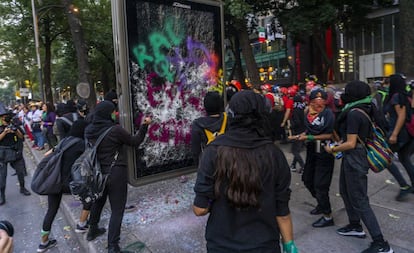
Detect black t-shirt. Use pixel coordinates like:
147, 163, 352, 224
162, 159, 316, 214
345, 109, 371, 142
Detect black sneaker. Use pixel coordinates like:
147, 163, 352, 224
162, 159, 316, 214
86, 227, 106, 241
37, 239, 57, 252
312, 216, 334, 228
361, 241, 393, 253
395, 186, 412, 201
20, 187, 31, 196
75, 224, 89, 233
336, 224, 366, 238
290, 165, 297, 172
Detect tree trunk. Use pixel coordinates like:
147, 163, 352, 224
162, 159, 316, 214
229, 34, 245, 86
396, 0, 414, 77
237, 20, 260, 88
61, 0, 96, 108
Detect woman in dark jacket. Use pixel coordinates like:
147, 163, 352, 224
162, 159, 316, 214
37, 120, 90, 253
326, 81, 393, 253
41, 102, 58, 150
193, 90, 297, 253
383, 74, 414, 200
85, 101, 151, 253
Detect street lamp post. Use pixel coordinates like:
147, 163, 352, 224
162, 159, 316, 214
31, 0, 45, 102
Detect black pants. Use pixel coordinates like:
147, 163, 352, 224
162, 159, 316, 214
302, 142, 334, 214
42, 191, 91, 232
88, 165, 128, 248
0, 158, 26, 190
42, 193, 63, 232
340, 147, 383, 240
290, 140, 304, 168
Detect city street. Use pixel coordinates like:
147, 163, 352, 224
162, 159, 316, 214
1, 140, 414, 253
0, 143, 85, 253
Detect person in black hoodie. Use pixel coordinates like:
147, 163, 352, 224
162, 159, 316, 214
191, 91, 226, 167
326, 81, 393, 253
383, 74, 414, 201
193, 90, 297, 253
85, 101, 151, 253
37, 120, 91, 253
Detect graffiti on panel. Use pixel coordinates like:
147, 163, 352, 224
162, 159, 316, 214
128, 1, 222, 176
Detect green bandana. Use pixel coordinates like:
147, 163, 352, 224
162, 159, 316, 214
342, 96, 372, 112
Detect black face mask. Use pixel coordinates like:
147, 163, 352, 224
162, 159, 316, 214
3, 115, 12, 123
340, 93, 355, 105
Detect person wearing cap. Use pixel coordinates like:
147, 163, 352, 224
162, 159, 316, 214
193, 90, 297, 253
295, 88, 336, 228
0, 106, 31, 206
191, 91, 226, 167
326, 80, 393, 253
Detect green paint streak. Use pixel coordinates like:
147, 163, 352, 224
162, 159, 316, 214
154, 58, 174, 82
133, 45, 153, 68
165, 19, 183, 46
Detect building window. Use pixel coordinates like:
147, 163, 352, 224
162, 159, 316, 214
383, 14, 394, 52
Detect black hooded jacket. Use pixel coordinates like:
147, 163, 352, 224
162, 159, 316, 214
84, 101, 148, 171
193, 90, 291, 253
190, 112, 227, 166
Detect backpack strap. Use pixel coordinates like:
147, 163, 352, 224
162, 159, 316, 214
93, 126, 114, 148
54, 137, 82, 153
218, 112, 227, 135
350, 108, 372, 145
204, 112, 227, 145
58, 116, 73, 126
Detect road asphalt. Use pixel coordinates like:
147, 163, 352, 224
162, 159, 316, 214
26, 139, 414, 253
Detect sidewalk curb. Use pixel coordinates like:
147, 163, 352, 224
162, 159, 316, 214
25, 139, 100, 253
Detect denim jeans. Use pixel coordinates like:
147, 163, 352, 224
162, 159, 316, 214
33, 131, 45, 148
340, 147, 384, 240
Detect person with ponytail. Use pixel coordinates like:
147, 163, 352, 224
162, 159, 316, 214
383, 74, 414, 201
193, 90, 297, 253
326, 81, 393, 253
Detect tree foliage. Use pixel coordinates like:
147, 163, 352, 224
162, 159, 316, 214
0, 0, 114, 105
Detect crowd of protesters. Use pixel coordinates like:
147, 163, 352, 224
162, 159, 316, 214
193, 73, 413, 253
1, 73, 413, 253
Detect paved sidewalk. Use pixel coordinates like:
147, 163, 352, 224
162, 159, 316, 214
27, 140, 414, 253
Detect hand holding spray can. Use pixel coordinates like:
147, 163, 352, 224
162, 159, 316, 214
329, 142, 343, 159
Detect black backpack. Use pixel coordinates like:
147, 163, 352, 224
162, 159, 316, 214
69, 127, 117, 204
31, 137, 82, 195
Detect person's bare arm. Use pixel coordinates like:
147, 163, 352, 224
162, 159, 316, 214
0, 230, 13, 253
389, 104, 406, 144
281, 109, 291, 127
276, 214, 293, 243
325, 134, 357, 153
192, 205, 209, 216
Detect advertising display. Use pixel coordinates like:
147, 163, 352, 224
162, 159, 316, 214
111, 0, 224, 185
